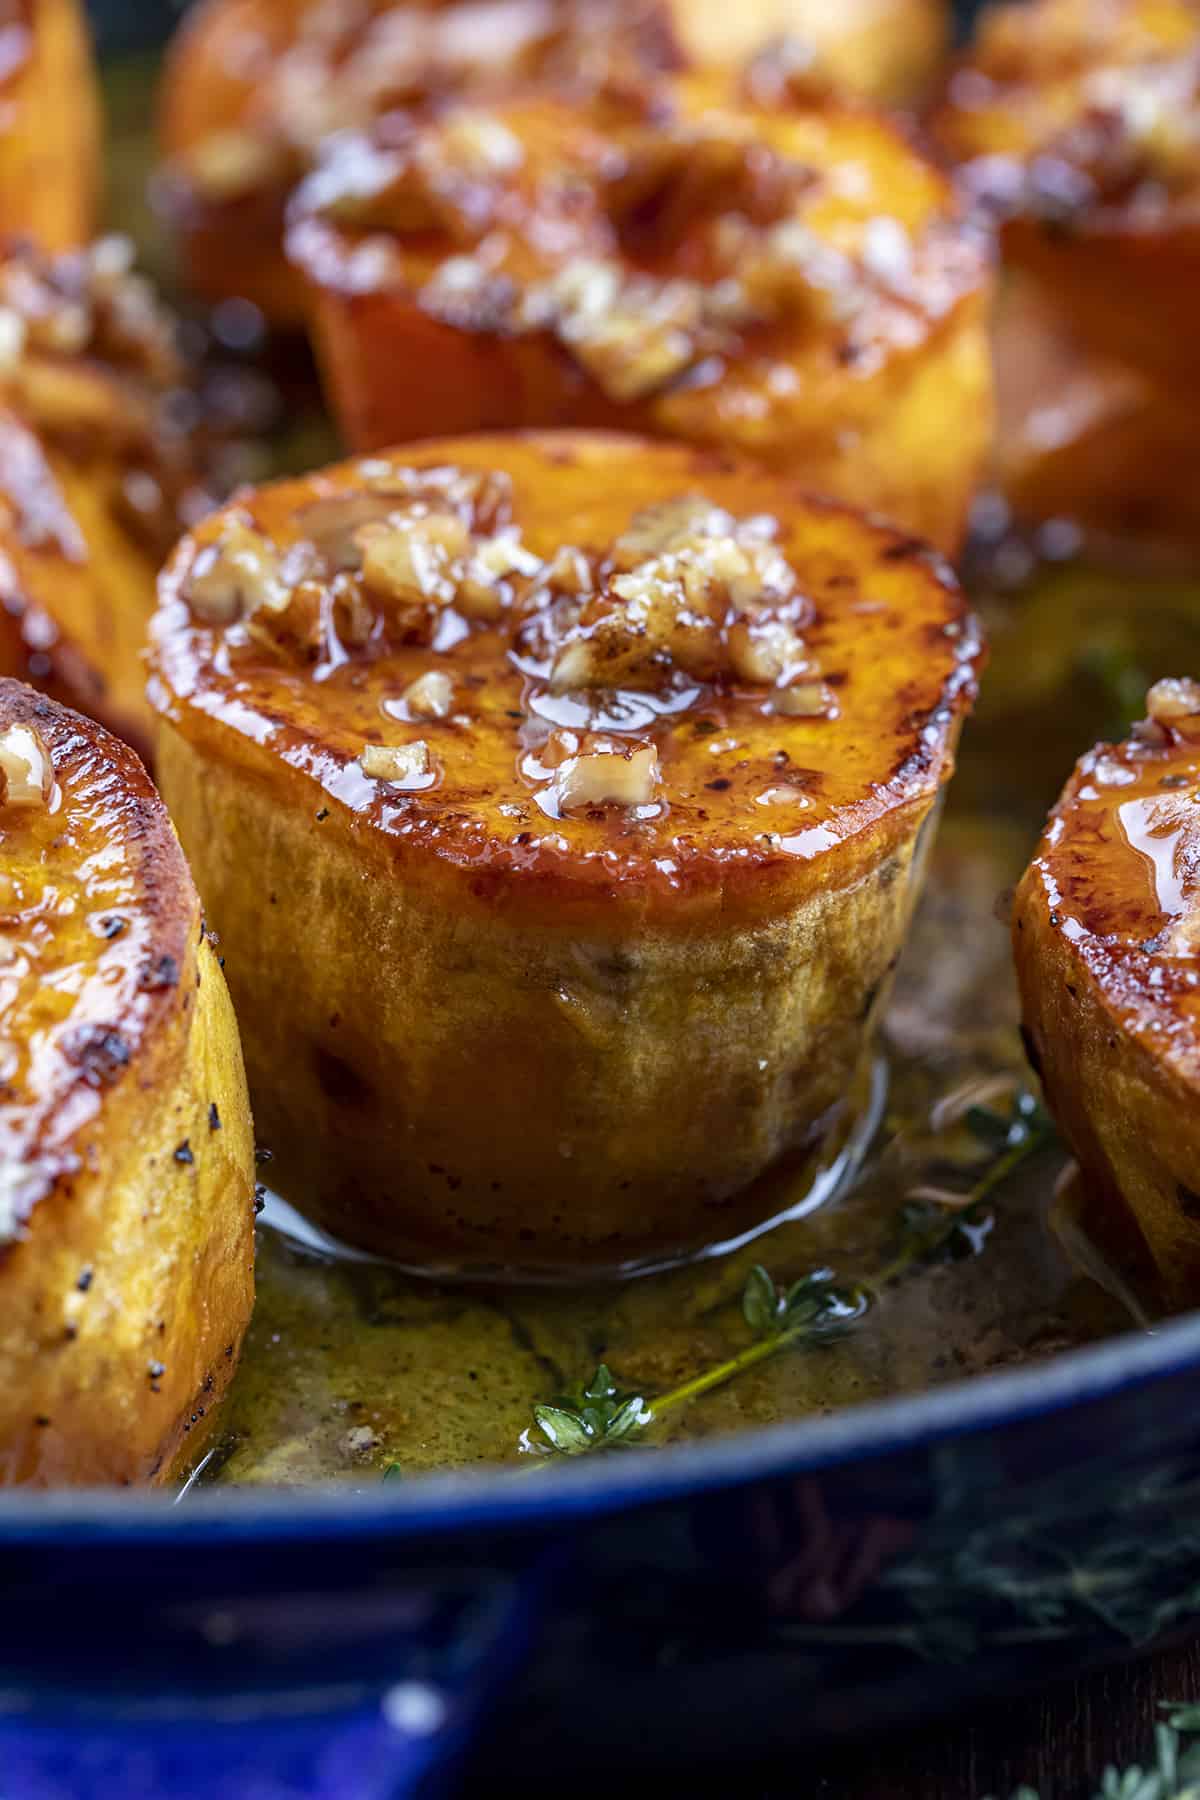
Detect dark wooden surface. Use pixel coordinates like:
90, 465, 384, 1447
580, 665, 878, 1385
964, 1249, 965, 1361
473, 1643, 1200, 1798
797, 1643, 1200, 1799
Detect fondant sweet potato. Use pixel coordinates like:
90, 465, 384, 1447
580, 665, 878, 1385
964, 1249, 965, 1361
149, 430, 981, 1273
287, 74, 992, 552
0, 679, 255, 1486
0, 0, 101, 251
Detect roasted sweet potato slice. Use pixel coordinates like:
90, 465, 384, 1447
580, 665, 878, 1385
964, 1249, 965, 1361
0, 680, 255, 1486
287, 73, 992, 553
0, 0, 101, 252
933, 0, 1200, 389
1014, 679, 1200, 1306
148, 430, 981, 1274
0, 238, 231, 760
158, 0, 949, 330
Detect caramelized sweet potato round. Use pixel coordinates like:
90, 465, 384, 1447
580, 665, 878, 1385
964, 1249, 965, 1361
287, 74, 992, 553
159, 0, 948, 329
933, 0, 1200, 389
0, 680, 255, 1486
149, 431, 981, 1273
0, 0, 101, 252
0, 238, 233, 759
1014, 680, 1200, 1306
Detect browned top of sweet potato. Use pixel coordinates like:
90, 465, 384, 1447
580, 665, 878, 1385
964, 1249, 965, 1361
0, 679, 197, 1246
288, 71, 988, 408
933, 0, 1200, 236
161, 0, 681, 202
1019, 678, 1200, 1085
150, 431, 981, 919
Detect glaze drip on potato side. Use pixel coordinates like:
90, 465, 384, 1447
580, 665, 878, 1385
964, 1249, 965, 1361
0, 682, 192, 1242
151, 435, 981, 901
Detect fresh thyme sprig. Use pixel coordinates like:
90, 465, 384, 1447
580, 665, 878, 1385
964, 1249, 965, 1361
530, 1365, 651, 1456
991, 1704, 1200, 1800
520, 1088, 1054, 1459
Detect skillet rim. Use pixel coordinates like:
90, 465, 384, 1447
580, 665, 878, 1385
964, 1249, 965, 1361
1, 1300, 1198, 1543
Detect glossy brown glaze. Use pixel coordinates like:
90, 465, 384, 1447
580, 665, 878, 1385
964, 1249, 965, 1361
0, 238, 230, 759
0, 0, 100, 251
287, 73, 992, 552
933, 0, 1200, 388
0, 679, 256, 1485
153, 432, 980, 918
1014, 681, 1200, 1303
150, 431, 981, 1271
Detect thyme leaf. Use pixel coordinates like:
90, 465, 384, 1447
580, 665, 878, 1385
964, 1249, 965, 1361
527, 1366, 652, 1457
521, 1088, 1054, 1460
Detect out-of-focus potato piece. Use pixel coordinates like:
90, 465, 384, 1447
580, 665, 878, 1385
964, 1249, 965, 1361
0, 238, 235, 760
158, 0, 949, 329
991, 274, 1200, 544
678, 0, 947, 102
148, 430, 982, 1274
933, 0, 1200, 388
1014, 679, 1200, 1308
287, 75, 992, 553
0, 0, 101, 251
157, 0, 684, 328
0, 679, 255, 1487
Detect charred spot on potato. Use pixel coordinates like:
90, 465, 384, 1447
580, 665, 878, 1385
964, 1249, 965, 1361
138, 954, 180, 991
61, 1024, 131, 1087
880, 536, 927, 562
